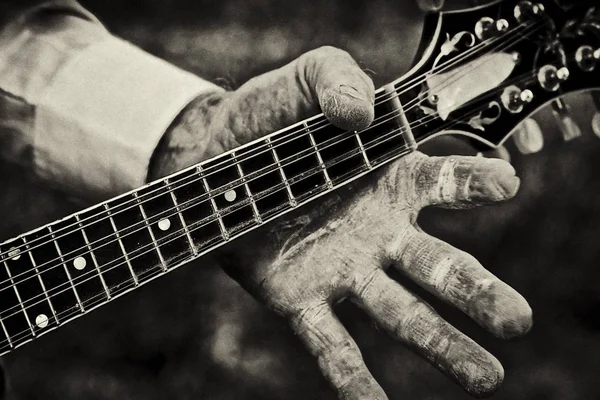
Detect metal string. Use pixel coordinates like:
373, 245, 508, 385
0, 60, 553, 332
0, 20, 537, 266
0, 20, 546, 311
0, 20, 550, 330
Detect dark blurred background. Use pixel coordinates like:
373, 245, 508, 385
1, 0, 600, 399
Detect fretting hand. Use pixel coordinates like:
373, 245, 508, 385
150, 45, 532, 399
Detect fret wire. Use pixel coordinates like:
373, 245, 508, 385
2, 257, 35, 336
165, 179, 197, 256
3, 119, 408, 300
198, 166, 230, 241
25, 242, 58, 324
49, 226, 85, 312
134, 193, 168, 272
3, 133, 416, 334
75, 215, 112, 299
0, 315, 11, 348
3, 57, 516, 294
305, 123, 333, 189
0, 25, 540, 350
0, 23, 537, 266
0, 100, 397, 274
0, 95, 505, 342
267, 137, 297, 207
234, 156, 262, 224
103, 204, 139, 286
354, 131, 372, 169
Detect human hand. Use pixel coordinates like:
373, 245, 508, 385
150, 44, 531, 399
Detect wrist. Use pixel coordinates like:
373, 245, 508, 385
148, 91, 229, 180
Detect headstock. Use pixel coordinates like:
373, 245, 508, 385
394, 1, 600, 149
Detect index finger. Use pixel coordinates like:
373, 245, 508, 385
409, 155, 521, 210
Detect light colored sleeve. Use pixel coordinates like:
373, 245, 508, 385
0, 0, 222, 198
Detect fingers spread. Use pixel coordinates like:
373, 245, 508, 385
352, 269, 504, 397
291, 303, 388, 400
389, 230, 532, 339
412, 155, 520, 209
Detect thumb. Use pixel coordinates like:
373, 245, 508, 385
225, 46, 375, 146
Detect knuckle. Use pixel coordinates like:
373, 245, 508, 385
352, 268, 380, 299
300, 46, 354, 75
291, 302, 330, 332
318, 340, 365, 390
400, 152, 429, 208
312, 45, 352, 61
397, 299, 435, 339
435, 157, 461, 204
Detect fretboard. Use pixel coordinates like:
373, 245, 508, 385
0, 83, 419, 356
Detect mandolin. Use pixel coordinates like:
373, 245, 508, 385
0, 0, 598, 360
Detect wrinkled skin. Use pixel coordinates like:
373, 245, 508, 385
150, 45, 533, 399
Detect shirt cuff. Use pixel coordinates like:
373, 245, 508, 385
34, 36, 222, 198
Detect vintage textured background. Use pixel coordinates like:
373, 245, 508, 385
1, 0, 600, 399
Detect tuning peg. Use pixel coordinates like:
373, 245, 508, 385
501, 85, 534, 114
513, 117, 544, 154
576, 45, 599, 72
551, 99, 581, 141
538, 65, 569, 92
475, 17, 509, 40
514, 2, 545, 23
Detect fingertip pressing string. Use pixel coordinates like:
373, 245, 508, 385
0, 20, 549, 346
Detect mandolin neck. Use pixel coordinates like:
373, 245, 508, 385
0, 82, 421, 356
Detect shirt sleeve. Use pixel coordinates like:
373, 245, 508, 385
0, 0, 222, 199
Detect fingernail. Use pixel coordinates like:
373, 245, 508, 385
339, 84, 371, 104
484, 160, 520, 200
499, 175, 521, 199
460, 357, 504, 397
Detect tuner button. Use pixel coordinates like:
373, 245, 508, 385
576, 46, 597, 72
513, 118, 544, 154
514, 1, 535, 22
595, 49, 600, 61
556, 67, 569, 81
532, 3, 544, 14
475, 17, 495, 40
538, 65, 561, 92
475, 18, 510, 40
501, 85, 531, 114
496, 19, 509, 33
520, 89, 534, 103
551, 99, 581, 142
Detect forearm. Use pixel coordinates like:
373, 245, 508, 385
0, 0, 220, 199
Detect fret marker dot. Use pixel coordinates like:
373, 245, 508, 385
8, 247, 21, 261
35, 314, 49, 329
73, 257, 87, 271
224, 190, 237, 202
158, 218, 171, 231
